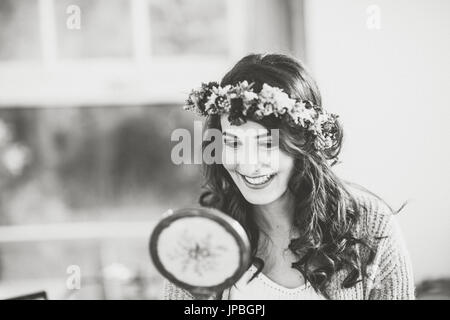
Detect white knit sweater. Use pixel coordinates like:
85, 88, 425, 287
224, 264, 325, 300
162, 187, 416, 300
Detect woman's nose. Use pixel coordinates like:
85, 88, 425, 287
236, 141, 259, 166
238, 162, 263, 176
236, 151, 278, 175
238, 148, 271, 174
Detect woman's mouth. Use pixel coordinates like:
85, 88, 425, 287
239, 173, 276, 189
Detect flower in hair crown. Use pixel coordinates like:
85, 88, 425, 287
183, 81, 339, 151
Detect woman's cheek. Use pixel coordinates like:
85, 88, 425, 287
222, 148, 238, 170
259, 149, 281, 172
278, 152, 295, 175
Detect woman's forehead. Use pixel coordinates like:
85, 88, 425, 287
220, 115, 270, 138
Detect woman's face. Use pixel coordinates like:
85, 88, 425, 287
220, 115, 295, 205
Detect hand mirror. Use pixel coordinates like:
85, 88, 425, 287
149, 207, 251, 298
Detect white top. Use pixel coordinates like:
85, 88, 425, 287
225, 265, 325, 300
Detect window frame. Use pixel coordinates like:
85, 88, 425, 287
0, 0, 247, 107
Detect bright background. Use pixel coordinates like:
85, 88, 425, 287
0, 0, 448, 299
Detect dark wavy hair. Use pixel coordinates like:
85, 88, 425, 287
199, 53, 385, 298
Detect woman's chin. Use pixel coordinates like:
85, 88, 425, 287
245, 197, 277, 205
240, 190, 285, 205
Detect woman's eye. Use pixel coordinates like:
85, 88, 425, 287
259, 140, 275, 149
224, 140, 240, 148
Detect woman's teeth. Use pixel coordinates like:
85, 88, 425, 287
242, 174, 274, 185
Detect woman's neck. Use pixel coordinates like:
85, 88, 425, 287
252, 190, 297, 239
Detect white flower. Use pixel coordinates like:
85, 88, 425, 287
228, 92, 238, 99
221, 98, 231, 113
274, 93, 295, 113
256, 84, 294, 116
239, 81, 250, 88
183, 81, 338, 151
309, 113, 328, 135
243, 91, 258, 101
204, 92, 218, 113
288, 101, 316, 127
259, 83, 281, 101
213, 85, 231, 96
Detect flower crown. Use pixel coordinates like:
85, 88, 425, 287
183, 81, 339, 151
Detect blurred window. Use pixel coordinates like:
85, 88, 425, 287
0, 0, 41, 60
0, 0, 240, 299
149, 0, 229, 56
0, 0, 235, 62
55, 0, 133, 59
0, 0, 244, 106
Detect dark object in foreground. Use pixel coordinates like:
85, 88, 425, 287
4, 291, 48, 300
149, 207, 251, 298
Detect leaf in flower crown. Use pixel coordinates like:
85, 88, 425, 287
204, 92, 218, 114
212, 85, 232, 114
303, 100, 314, 108
183, 81, 340, 151
217, 96, 230, 113
244, 100, 260, 120
213, 84, 231, 96
262, 102, 274, 116
322, 119, 336, 133
229, 116, 246, 126
314, 136, 326, 150
196, 82, 220, 115
236, 81, 253, 93
314, 135, 334, 151
288, 100, 315, 128
228, 97, 246, 125
184, 90, 203, 115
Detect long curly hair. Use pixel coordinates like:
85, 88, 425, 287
199, 53, 381, 298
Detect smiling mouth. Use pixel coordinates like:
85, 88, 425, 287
239, 173, 276, 188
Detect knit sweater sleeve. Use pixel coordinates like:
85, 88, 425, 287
162, 279, 195, 300
361, 195, 416, 300
162, 279, 218, 300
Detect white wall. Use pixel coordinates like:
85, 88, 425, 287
304, 0, 450, 283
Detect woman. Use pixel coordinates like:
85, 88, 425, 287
164, 53, 415, 300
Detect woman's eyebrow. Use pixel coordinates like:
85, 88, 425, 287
223, 131, 272, 140
256, 132, 271, 140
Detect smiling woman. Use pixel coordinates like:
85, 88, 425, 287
220, 119, 292, 205
164, 53, 415, 300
